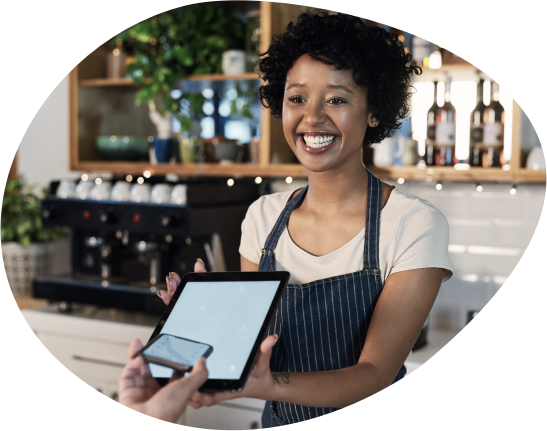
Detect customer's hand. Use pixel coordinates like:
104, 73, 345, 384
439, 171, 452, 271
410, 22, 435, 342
158, 259, 206, 305
119, 339, 208, 423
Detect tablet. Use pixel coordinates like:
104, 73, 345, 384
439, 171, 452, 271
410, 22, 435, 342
146, 271, 289, 392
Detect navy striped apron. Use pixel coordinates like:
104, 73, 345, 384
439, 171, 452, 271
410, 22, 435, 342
260, 169, 406, 427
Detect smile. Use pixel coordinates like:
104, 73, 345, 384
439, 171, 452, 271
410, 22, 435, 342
298, 134, 339, 153
302, 134, 335, 148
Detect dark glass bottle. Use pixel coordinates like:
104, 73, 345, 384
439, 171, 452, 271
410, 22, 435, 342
469, 79, 485, 166
435, 77, 456, 166
482, 81, 505, 167
425, 81, 438, 166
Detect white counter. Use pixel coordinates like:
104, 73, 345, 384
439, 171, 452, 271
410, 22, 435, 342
22, 305, 461, 429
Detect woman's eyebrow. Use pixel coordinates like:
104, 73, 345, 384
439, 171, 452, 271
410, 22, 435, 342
285, 83, 356, 95
327, 84, 356, 95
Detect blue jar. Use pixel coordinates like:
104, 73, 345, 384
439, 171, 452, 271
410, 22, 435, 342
153, 137, 176, 163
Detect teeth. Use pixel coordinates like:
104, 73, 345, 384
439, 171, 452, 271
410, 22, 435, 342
302, 134, 335, 148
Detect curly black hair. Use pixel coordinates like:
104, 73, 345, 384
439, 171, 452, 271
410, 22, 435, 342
258, 10, 421, 146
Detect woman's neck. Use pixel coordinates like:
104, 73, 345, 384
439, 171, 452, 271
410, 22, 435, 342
304, 160, 369, 216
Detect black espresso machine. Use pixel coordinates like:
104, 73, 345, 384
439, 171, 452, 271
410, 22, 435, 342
33, 177, 261, 314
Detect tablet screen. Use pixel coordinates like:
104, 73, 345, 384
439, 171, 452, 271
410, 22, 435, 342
149, 280, 280, 380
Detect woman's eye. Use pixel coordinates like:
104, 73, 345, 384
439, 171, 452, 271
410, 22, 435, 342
327, 98, 345, 105
288, 96, 305, 104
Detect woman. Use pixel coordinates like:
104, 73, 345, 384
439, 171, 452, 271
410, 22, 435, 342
160, 10, 452, 427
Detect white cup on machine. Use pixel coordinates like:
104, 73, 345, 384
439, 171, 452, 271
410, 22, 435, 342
171, 184, 188, 205
151, 183, 172, 204
130, 183, 151, 203
75, 180, 94, 200
111, 181, 131, 201
90, 181, 112, 201
56, 179, 76, 199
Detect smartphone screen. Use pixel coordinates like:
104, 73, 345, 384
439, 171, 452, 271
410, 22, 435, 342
142, 335, 211, 369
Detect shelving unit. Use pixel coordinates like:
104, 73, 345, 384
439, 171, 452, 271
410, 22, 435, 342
69, 1, 545, 184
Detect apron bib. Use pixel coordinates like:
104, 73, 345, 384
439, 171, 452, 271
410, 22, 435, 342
259, 169, 406, 427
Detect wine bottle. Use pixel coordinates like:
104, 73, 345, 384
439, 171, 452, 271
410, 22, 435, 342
425, 81, 439, 166
482, 81, 505, 167
469, 79, 486, 166
435, 77, 456, 166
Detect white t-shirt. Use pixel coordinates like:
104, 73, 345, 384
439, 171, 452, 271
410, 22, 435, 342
239, 187, 453, 285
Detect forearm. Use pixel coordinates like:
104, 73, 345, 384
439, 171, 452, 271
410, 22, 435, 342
267, 361, 387, 409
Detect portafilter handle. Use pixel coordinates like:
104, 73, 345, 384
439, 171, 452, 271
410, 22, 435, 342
134, 240, 160, 285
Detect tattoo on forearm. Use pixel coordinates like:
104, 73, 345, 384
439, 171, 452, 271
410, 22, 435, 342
271, 372, 291, 385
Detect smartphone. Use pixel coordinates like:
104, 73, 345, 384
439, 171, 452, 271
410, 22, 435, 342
139, 334, 213, 372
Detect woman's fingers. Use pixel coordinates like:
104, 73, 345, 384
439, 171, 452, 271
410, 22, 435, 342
157, 289, 171, 305
194, 259, 207, 273
166, 274, 177, 296
161, 264, 200, 305
170, 272, 182, 285
253, 335, 278, 376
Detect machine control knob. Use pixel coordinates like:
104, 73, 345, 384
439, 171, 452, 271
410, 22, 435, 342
160, 213, 180, 227
42, 204, 62, 220
99, 207, 117, 224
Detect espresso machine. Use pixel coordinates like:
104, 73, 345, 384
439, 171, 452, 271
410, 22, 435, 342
33, 178, 260, 314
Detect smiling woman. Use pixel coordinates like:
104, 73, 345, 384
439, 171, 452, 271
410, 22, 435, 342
160, 9, 452, 428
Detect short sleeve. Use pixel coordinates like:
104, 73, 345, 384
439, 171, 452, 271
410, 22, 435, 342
239, 202, 261, 265
389, 199, 453, 282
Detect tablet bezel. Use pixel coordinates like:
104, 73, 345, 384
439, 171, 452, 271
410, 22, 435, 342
147, 271, 289, 392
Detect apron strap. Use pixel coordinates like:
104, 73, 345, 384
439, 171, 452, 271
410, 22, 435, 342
261, 186, 308, 253
364, 168, 382, 270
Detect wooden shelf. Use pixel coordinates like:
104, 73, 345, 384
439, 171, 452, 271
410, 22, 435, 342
370, 166, 545, 184
79, 73, 259, 88
75, 161, 307, 178
72, 161, 546, 183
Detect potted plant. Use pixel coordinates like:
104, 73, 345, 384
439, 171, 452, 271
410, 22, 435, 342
1, 178, 65, 297
114, 3, 245, 162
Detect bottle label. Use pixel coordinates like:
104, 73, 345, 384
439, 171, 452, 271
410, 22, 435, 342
484, 122, 504, 147
427, 125, 436, 141
436, 123, 455, 146
470, 125, 483, 145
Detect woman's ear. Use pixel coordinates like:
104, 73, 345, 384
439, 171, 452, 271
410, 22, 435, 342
368, 116, 379, 128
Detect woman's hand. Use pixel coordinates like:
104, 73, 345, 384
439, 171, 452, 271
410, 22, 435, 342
118, 339, 208, 423
188, 334, 279, 409
158, 259, 206, 305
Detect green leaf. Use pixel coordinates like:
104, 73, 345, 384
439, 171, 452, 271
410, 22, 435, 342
193, 65, 212, 75
174, 45, 194, 67
241, 104, 252, 119
179, 116, 192, 133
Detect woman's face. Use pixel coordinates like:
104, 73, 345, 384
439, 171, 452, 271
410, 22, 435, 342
282, 54, 375, 173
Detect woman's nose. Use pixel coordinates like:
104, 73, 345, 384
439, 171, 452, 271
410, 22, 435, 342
303, 101, 326, 126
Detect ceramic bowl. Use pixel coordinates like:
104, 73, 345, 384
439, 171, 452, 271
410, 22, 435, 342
203, 137, 244, 163
96, 136, 150, 161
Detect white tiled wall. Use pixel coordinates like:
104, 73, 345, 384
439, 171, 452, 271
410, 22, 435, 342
270, 177, 546, 330
393, 180, 545, 330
